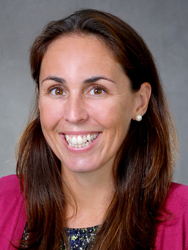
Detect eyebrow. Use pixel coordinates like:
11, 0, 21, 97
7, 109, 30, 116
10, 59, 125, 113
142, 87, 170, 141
83, 76, 115, 84
42, 76, 65, 84
41, 76, 115, 84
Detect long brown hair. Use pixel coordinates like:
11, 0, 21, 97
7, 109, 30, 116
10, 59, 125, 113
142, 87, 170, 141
16, 9, 178, 249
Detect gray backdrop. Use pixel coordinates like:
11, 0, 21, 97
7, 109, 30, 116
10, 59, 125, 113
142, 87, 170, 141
0, 0, 188, 184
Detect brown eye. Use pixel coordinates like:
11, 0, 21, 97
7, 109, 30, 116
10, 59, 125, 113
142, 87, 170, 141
55, 88, 63, 95
50, 88, 65, 96
94, 88, 103, 94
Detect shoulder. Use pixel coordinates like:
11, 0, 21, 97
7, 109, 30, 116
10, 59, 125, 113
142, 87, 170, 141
0, 174, 21, 196
0, 174, 24, 215
165, 182, 188, 212
0, 175, 26, 249
155, 182, 188, 250
168, 182, 188, 198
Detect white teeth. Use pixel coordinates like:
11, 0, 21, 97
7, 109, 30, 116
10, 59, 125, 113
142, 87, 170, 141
65, 135, 69, 141
65, 133, 99, 148
87, 134, 91, 141
72, 136, 77, 145
83, 135, 87, 143
77, 136, 82, 144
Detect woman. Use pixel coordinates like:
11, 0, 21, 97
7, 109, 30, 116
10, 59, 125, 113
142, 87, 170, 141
0, 9, 188, 250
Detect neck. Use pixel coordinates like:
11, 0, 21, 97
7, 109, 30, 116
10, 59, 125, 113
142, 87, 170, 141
62, 166, 115, 228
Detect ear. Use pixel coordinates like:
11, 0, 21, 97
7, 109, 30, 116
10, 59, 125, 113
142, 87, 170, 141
132, 82, 151, 120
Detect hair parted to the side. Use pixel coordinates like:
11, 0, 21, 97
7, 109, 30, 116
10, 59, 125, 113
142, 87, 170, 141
16, 9, 178, 250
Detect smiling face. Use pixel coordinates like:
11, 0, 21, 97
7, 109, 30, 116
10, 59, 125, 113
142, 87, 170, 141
39, 34, 139, 178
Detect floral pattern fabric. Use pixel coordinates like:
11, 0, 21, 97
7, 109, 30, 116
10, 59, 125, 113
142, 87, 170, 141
61, 226, 98, 250
21, 223, 98, 250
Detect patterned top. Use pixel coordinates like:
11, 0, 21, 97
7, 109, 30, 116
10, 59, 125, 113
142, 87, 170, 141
61, 226, 98, 250
21, 223, 98, 250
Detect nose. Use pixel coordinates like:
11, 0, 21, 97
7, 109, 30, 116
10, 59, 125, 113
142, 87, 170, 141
63, 93, 89, 124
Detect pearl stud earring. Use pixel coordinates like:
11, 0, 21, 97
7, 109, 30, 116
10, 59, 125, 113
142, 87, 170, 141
136, 115, 142, 122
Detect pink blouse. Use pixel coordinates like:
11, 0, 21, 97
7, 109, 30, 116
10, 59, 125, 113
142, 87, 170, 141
0, 175, 188, 249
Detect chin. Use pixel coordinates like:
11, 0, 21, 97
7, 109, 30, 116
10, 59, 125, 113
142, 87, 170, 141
61, 159, 99, 174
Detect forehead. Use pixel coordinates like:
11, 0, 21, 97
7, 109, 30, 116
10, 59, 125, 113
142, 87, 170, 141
44, 34, 114, 60
40, 34, 125, 81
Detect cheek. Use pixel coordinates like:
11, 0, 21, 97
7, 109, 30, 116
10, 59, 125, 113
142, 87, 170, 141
90, 101, 131, 138
39, 100, 61, 131
90, 103, 116, 127
92, 99, 130, 123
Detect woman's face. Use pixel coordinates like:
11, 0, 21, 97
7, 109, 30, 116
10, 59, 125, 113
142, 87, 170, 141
39, 35, 139, 177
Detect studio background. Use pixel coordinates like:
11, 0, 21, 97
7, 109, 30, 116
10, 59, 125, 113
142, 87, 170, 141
0, 0, 187, 184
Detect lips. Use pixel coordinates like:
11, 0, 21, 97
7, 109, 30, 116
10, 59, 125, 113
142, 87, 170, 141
64, 133, 99, 148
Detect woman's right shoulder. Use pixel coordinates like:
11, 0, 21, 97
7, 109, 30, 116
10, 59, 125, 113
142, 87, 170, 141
0, 175, 27, 249
0, 174, 21, 196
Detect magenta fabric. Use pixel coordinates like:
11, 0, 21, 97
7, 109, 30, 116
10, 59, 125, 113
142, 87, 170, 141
0, 175, 26, 250
155, 182, 188, 249
0, 175, 188, 249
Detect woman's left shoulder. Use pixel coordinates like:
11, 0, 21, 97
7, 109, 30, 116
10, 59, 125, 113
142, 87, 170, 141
155, 182, 188, 250
165, 182, 188, 211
